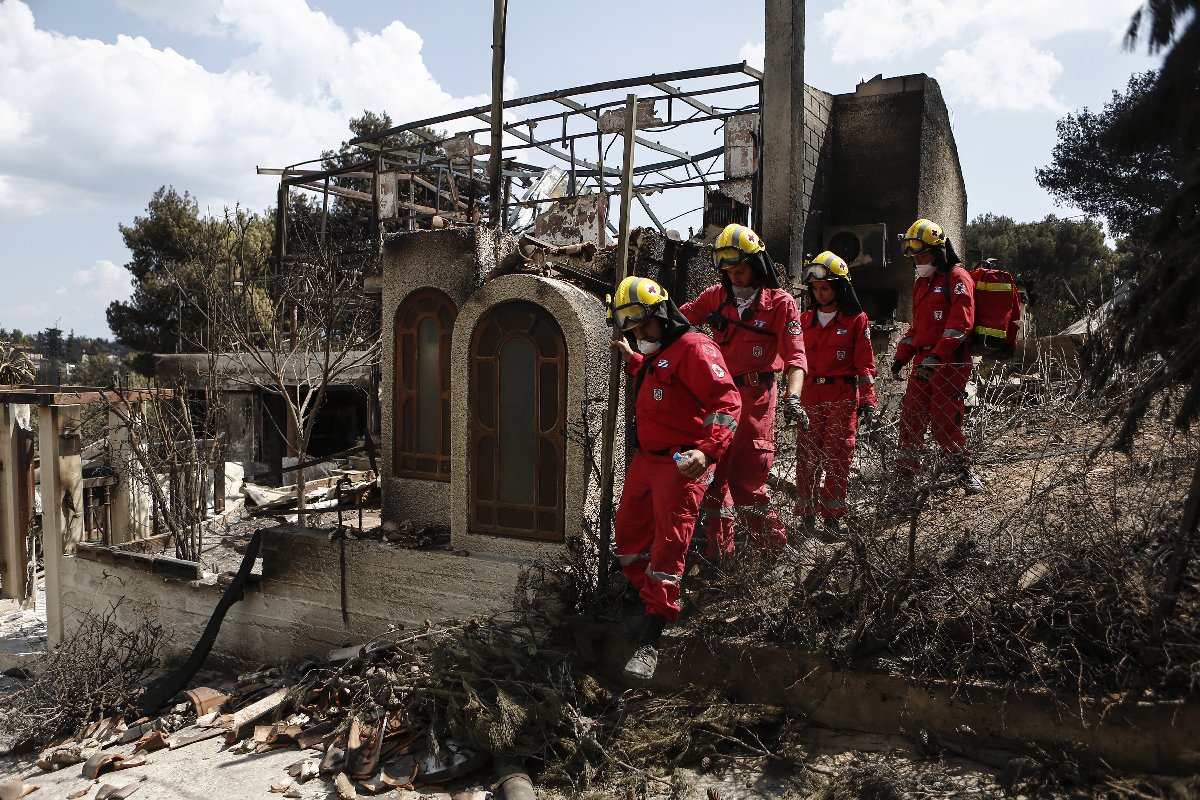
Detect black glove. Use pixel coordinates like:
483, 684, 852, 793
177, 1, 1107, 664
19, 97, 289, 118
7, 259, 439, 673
890, 360, 907, 380
783, 394, 810, 431
913, 355, 941, 381
857, 404, 876, 427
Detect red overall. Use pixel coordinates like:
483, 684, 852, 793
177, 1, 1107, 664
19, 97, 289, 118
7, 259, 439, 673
795, 310, 877, 519
616, 331, 741, 621
680, 285, 807, 554
893, 265, 975, 474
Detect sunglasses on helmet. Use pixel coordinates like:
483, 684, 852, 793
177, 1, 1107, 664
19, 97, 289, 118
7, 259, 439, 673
605, 298, 656, 331
713, 247, 747, 270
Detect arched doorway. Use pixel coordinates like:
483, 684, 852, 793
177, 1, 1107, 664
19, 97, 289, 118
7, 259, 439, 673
468, 301, 566, 541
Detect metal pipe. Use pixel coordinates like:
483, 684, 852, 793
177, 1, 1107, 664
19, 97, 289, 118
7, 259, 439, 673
596, 94, 638, 594
349, 62, 759, 145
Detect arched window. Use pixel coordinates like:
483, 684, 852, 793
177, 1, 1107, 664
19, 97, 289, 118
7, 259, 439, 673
393, 289, 456, 480
469, 301, 566, 542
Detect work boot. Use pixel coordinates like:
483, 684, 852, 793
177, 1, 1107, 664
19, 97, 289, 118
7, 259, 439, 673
959, 469, 986, 496
816, 516, 846, 543
623, 613, 666, 682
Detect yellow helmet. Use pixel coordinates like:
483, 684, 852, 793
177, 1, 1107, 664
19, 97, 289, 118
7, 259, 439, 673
802, 251, 851, 283
606, 276, 669, 331
713, 223, 765, 269
899, 218, 946, 256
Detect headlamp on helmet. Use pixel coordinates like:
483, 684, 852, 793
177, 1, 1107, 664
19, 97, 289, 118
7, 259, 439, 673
606, 276, 669, 331
713, 223, 765, 270
802, 251, 851, 284
899, 218, 946, 257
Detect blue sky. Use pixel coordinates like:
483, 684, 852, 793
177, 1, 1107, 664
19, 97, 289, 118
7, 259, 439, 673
0, 0, 1162, 339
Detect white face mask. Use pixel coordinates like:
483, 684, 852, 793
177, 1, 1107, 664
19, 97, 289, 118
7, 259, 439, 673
915, 263, 937, 278
636, 339, 662, 355
732, 285, 758, 301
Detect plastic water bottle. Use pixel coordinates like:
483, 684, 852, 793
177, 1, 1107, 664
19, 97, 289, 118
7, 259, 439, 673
674, 451, 714, 485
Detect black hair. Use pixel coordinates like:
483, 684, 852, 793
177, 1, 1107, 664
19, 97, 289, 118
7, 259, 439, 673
718, 251, 783, 297
933, 236, 965, 272
805, 278, 863, 316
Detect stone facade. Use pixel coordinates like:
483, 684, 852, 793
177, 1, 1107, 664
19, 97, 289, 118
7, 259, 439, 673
380, 227, 614, 560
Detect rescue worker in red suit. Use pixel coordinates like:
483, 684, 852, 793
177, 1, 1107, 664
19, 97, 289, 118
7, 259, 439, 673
794, 251, 878, 538
891, 218, 986, 494
678, 224, 807, 557
608, 276, 741, 681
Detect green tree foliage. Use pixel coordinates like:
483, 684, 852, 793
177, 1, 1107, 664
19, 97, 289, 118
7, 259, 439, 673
1035, 71, 1187, 242
966, 214, 1120, 335
1081, 1, 1200, 445
107, 187, 275, 375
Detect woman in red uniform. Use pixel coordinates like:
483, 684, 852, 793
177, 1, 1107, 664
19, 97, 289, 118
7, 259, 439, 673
793, 251, 877, 538
891, 218, 985, 495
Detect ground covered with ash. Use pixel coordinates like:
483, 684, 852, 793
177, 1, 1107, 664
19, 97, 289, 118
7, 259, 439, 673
1, 364, 1197, 798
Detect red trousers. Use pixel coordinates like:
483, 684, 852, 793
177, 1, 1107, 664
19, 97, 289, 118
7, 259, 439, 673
701, 382, 787, 556
795, 384, 858, 519
615, 449, 710, 621
896, 358, 971, 474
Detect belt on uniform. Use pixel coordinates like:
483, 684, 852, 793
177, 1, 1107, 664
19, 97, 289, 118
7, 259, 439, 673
807, 375, 857, 385
733, 370, 775, 387
647, 445, 698, 457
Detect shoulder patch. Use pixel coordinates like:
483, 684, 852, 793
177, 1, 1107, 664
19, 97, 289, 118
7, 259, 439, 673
787, 320, 802, 335
953, 281, 967, 295
710, 363, 726, 379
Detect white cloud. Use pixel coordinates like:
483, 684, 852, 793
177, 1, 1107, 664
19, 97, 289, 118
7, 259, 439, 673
739, 40, 764, 71
817, 0, 1144, 112
0, 0, 502, 217
72, 260, 131, 303
939, 34, 1066, 113
115, 0, 225, 34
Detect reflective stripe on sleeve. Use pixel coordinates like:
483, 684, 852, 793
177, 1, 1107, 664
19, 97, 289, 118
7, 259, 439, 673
942, 328, 966, 339
618, 550, 651, 565
856, 374, 875, 386
646, 566, 682, 586
703, 412, 738, 432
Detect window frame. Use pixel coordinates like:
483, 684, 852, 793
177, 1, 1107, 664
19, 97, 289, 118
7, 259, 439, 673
393, 288, 457, 481
468, 301, 567, 542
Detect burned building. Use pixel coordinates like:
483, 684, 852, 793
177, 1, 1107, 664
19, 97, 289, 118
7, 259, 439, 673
367, 67, 966, 545
14, 60, 967, 666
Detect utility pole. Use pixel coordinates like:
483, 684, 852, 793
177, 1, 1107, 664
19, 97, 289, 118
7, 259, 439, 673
488, 0, 508, 226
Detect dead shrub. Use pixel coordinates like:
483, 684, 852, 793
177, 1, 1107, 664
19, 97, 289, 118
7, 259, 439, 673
0, 602, 162, 752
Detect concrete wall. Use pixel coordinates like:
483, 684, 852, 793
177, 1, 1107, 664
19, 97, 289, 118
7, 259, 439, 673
827, 74, 967, 324
63, 526, 526, 668
801, 85, 836, 266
